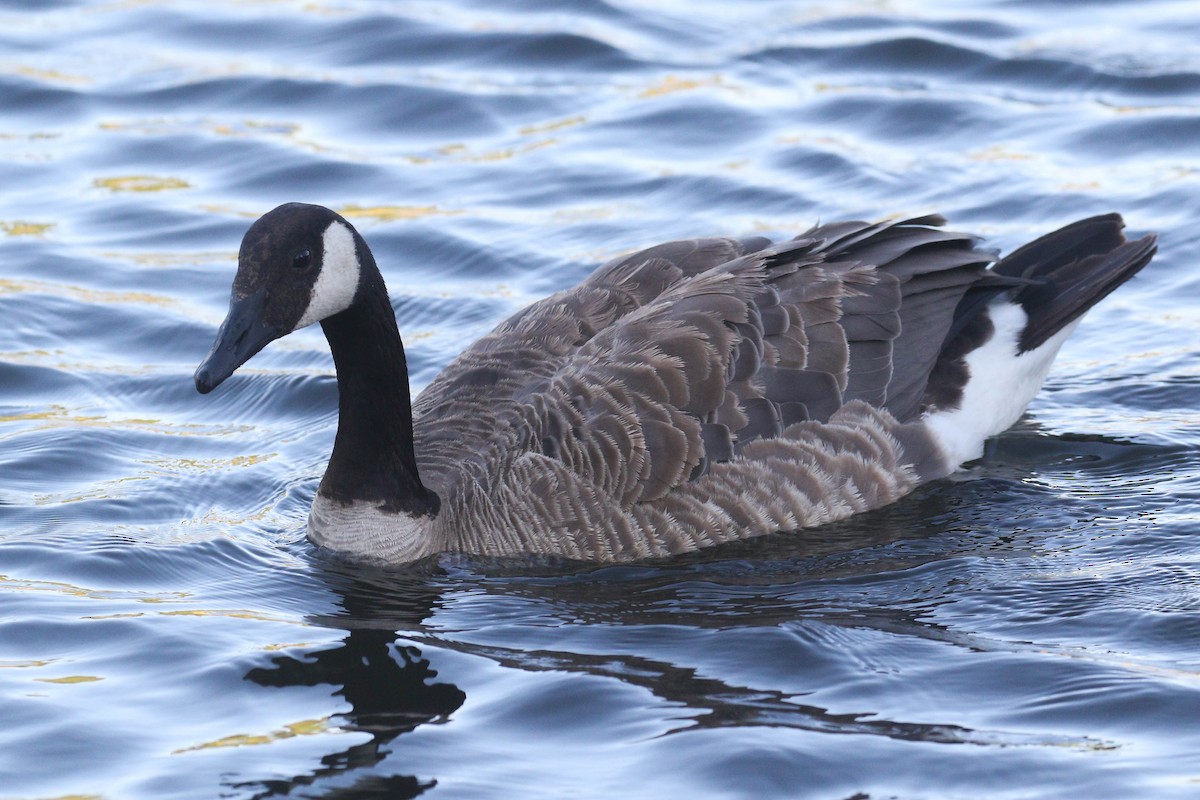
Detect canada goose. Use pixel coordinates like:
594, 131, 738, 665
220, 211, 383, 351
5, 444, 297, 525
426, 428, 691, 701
195, 203, 1156, 563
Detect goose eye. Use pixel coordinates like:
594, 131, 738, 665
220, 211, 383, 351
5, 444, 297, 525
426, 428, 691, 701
292, 249, 312, 270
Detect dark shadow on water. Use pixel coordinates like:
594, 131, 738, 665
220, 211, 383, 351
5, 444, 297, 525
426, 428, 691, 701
220, 495, 970, 797
231, 564, 464, 800
225, 422, 1163, 795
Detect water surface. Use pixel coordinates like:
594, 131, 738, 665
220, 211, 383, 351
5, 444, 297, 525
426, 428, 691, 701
2, 1, 1198, 798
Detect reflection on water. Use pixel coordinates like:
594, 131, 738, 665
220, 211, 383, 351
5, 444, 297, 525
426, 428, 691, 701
234, 566, 462, 798
226, 485, 1141, 797
1, 0, 1199, 797
243, 636, 463, 798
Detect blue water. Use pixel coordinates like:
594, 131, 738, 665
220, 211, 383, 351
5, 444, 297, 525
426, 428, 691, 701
2, 1, 1199, 797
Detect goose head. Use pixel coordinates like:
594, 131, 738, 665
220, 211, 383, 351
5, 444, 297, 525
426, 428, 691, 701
194, 203, 366, 393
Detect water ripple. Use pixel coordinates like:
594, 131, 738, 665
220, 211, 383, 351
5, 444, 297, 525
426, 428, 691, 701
2, 1, 1199, 798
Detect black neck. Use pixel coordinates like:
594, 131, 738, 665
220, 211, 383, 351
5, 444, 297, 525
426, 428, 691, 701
317, 265, 439, 516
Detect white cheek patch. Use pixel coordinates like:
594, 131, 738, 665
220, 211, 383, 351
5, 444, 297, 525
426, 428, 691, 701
294, 221, 361, 330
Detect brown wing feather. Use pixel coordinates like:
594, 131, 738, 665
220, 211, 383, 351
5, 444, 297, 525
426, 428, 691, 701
413, 217, 995, 512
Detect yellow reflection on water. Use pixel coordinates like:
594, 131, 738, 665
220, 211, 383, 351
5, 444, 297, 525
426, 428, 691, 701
969, 145, 1035, 162
198, 203, 261, 219
145, 453, 275, 473
417, 137, 559, 164
0, 574, 190, 603
34, 475, 151, 507
0, 276, 181, 309
172, 717, 335, 755
93, 175, 191, 193
99, 117, 300, 138
637, 74, 727, 99
337, 204, 460, 222
1, 221, 54, 236
262, 640, 319, 652
99, 114, 346, 160
4, 65, 89, 85
519, 114, 587, 135
0, 406, 248, 442
1057, 180, 1102, 192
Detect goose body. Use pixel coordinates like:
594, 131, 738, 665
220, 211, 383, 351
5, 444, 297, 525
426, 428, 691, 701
195, 204, 1156, 563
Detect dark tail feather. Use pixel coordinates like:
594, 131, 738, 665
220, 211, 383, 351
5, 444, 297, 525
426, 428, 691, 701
923, 215, 1156, 416
944, 215, 1156, 354
998, 216, 1157, 352
992, 213, 1130, 280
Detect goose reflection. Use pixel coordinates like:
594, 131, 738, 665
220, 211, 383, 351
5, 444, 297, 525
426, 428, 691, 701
229, 442, 1137, 797
234, 563, 464, 800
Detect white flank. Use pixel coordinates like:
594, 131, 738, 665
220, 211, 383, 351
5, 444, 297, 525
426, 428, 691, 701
923, 300, 1080, 468
294, 220, 361, 330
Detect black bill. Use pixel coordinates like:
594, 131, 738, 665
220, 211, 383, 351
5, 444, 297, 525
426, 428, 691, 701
194, 290, 283, 394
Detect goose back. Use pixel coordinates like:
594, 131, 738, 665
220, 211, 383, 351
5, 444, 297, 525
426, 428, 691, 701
408, 217, 995, 557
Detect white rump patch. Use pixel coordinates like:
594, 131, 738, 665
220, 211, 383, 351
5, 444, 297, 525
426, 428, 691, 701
294, 221, 361, 330
924, 300, 1079, 468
